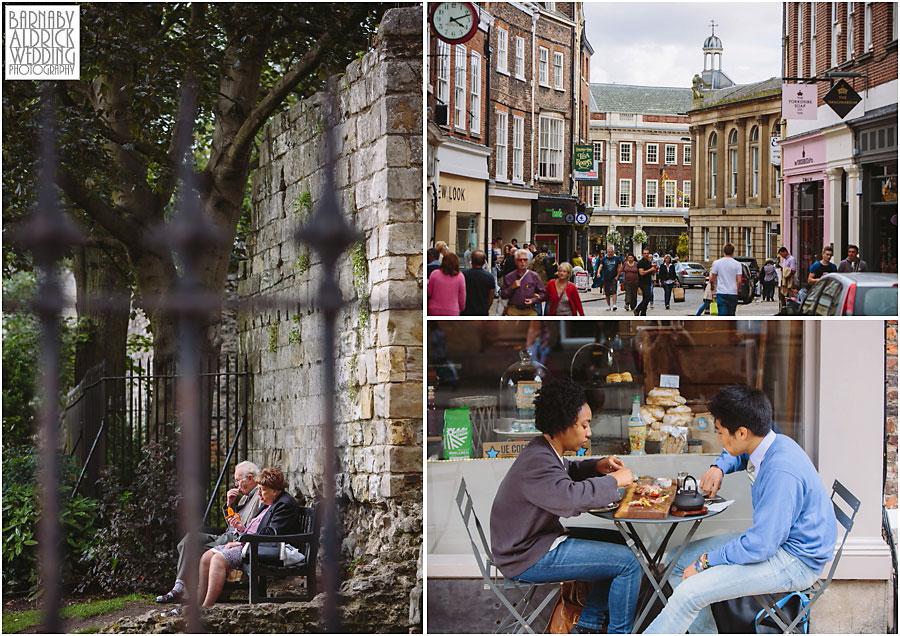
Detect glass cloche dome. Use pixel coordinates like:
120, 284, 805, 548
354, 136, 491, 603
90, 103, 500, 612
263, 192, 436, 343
498, 349, 552, 432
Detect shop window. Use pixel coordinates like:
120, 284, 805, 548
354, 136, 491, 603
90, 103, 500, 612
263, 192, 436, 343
426, 321, 808, 461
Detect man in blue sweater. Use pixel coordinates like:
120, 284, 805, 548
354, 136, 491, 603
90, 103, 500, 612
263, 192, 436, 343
644, 384, 837, 634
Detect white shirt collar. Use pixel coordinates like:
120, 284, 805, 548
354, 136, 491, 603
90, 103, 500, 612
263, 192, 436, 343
748, 429, 777, 471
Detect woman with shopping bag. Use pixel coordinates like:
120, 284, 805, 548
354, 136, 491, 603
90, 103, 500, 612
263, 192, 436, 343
695, 280, 716, 316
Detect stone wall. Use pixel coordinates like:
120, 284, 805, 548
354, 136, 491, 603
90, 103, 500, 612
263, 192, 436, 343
236, 6, 422, 629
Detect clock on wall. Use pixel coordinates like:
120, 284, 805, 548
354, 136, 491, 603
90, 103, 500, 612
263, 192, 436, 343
429, 2, 479, 44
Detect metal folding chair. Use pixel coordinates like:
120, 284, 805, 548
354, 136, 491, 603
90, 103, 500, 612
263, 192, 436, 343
455, 478, 560, 634
753, 479, 860, 634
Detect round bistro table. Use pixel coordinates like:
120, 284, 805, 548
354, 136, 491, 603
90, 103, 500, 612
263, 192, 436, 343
589, 506, 729, 631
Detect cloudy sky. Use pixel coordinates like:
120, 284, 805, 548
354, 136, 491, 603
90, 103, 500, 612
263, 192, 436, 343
584, 2, 783, 88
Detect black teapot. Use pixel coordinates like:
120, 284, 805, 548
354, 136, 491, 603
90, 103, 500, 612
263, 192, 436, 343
674, 475, 705, 511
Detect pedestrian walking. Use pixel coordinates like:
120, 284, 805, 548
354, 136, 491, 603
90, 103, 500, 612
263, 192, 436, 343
596, 246, 623, 311
461, 250, 495, 316
760, 259, 777, 301
427, 252, 466, 316
696, 280, 714, 315
501, 249, 546, 316
426, 247, 440, 278
777, 246, 796, 311
621, 253, 639, 311
837, 244, 869, 273
546, 262, 585, 316
634, 248, 656, 316
658, 254, 680, 310
500, 243, 517, 279
709, 243, 742, 316
807, 245, 837, 285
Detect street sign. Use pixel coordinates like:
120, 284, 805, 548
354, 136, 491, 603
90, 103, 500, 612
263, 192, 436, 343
770, 136, 781, 166
574, 144, 599, 181
782, 83, 816, 120
574, 211, 589, 225
823, 79, 862, 119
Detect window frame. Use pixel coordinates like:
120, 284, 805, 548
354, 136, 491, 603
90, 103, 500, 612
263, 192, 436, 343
683, 144, 692, 165
665, 144, 677, 165
515, 36, 525, 80
436, 40, 450, 107
810, 2, 817, 74
593, 141, 604, 164
847, 2, 855, 60
645, 179, 658, 208
592, 185, 603, 207
497, 27, 509, 74
619, 142, 633, 164
710, 150, 717, 198
552, 51, 564, 90
538, 114, 564, 181
495, 110, 508, 181
864, 2, 872, 51
512, 115, 524, 183
469, 52, 481, 134
703, 227, 710, 261
831, 2, 840, 68
538, 46, 549, 86
682, 180, 691, 208
454, 44, 467, 130
664, 180, 677, 208
798, 4, 805, 78
646, 143, 659, 164
744, 227, 753, 257
618, 178, 632, 208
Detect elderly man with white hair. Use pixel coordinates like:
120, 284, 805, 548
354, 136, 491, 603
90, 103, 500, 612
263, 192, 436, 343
156, 460, 262, 603
500, 248, 547, 316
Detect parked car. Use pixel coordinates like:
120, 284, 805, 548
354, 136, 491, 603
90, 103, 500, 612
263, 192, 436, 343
675, 262, 707, 288
734, 256, 760, 288
794, 272, 898, 316
738, 262, 755, 304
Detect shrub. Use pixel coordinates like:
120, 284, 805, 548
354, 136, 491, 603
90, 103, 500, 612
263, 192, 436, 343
77, 442, 181, 593
1, 447, 99, 595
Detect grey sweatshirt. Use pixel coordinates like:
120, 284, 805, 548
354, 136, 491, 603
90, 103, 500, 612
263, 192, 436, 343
489, 436, 619, 578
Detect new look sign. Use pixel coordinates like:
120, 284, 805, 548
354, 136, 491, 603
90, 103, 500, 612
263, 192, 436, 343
782, 83, 816, 120
5, 5, 79, 79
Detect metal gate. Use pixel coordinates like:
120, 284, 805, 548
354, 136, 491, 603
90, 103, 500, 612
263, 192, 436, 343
12, 85, 351, 632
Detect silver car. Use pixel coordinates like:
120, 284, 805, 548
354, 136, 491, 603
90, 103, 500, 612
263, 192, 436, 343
798, 272, 898, 316
675, 262, 707, 288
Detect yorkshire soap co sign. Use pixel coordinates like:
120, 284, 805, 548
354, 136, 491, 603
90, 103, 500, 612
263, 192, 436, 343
5, 5, 79, 79
782, 83, 816, 120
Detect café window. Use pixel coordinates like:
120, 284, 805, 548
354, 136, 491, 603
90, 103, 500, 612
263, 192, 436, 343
427, 320, 808, 461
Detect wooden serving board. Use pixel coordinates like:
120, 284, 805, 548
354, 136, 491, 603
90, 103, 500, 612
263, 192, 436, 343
614, 483, 677, 519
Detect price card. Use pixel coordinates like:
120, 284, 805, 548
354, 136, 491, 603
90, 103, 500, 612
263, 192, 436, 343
659, 374, 680, 388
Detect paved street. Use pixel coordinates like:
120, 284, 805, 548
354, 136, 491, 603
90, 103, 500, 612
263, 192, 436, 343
580, 285, 780, 316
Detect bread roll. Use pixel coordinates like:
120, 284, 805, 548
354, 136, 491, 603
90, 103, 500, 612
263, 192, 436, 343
665, 405, 693, 415
620, 372, 633, 382
640, 406, 657, 425
647, 395, 686, 407
606, 373, 621, 383
649, 387, 681, 398
663, 413, 693, 427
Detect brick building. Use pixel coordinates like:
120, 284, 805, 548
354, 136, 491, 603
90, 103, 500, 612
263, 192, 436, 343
427, 2, 589, 264
587, 85, 693, 257
781, 2, 897, 280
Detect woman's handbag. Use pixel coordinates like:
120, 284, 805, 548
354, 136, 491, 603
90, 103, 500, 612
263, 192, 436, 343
673, 286, 685, 303
547, 581, 592, 634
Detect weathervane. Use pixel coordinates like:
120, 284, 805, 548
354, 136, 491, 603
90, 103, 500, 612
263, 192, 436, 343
709, 20, 718, 35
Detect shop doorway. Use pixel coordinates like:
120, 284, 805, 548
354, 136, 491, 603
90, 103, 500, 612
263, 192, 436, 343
789, 181, 823, 284
533, 233, 559, 261
862, 163, 898, 273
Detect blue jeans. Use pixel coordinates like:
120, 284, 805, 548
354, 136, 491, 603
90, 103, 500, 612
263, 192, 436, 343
663, 282, 675, 307
695, 300, 711, 316
644, 533, 819, 634
715, 293, 738, 316
516, 535, 641, 633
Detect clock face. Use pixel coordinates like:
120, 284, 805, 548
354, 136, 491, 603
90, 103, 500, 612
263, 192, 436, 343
430, 2, 478, 44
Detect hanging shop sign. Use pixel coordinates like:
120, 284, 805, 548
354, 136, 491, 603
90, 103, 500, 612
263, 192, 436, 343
823, 79, 862, 119
573, 144, 599, 181
782, 84, 817, 120
770, 136, 782, 166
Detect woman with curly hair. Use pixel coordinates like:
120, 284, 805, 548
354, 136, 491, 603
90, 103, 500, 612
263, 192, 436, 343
490, 378, 641, 634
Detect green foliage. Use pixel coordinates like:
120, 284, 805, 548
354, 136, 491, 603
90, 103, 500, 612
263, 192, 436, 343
632, 230, 648, 245
357, 293, 371, 329
295, 250, 311, 275
2, 593, 152, 633
1, 447, 100, 596
289, 313, 302, 344
77, 443, 180, 594
268, 323, 279, 352
295, 190, 314, 223
2, 271, 84, 449
677, 233, 690, 261
349, 241, 368, 296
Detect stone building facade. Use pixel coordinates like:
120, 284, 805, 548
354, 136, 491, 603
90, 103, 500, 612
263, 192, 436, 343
781, 2, 897, 278
237, 7, 422, 628
687, 77, 783, 267
588, 84, 692, 257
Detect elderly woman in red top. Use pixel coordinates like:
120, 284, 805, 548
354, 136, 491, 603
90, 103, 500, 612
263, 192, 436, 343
546, 262, 585, 316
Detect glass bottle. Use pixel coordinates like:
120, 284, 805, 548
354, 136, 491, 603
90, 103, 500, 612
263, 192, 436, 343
627, 394, 646, 455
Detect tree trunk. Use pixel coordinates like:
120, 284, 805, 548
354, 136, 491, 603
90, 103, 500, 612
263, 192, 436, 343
71, 243, 130, 493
